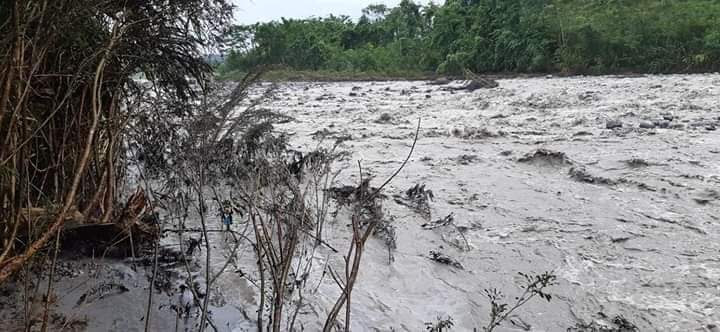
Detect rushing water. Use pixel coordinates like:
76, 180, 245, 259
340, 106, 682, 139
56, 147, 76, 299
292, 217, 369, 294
4, 74, 718, 332
241, 74, 719, 331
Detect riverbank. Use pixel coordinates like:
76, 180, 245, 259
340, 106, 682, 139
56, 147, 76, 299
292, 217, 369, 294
216, 68, 720, 82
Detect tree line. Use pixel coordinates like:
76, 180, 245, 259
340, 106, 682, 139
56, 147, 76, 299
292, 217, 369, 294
220, 0, 720, 76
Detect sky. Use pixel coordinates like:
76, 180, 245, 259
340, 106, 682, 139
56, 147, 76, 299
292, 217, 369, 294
232, 0, 439, 24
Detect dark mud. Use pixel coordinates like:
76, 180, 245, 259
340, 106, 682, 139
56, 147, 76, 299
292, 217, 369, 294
0, 239, 246, 331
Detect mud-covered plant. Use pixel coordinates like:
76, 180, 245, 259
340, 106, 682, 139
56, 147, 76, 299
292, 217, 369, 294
406, 183, 434, 204
303, 146, 349, 245
610, 316, 639, 332
568, 314, 639, 332
129, 67, 281, 332
483, 271, 557, 332
394, 183, 434, 219
141, 76, 343, 332
425, 316, 454, 332
422, 213, 454, 230
428, 250, 463, 269
422, 213, 472, 251
373, 216, 397, 264
323, 119, 421, 332
209, 137, 344, 332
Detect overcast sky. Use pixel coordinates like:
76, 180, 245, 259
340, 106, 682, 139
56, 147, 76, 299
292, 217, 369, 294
232, 0, 440, 24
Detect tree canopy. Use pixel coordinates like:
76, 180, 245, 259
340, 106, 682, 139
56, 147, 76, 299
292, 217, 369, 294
221, 0, 720, 75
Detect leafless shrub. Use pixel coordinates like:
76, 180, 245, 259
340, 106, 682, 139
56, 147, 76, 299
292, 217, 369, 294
373, 216, 397, 264
422, 213, 454, 230
426, 316, 454, 332
394, 183, 434, 219
422, 213, 472, 251
568, 314, 639, 332
134, 70, 353, 332
482, 272, 557, 332
322, 119, 421, 332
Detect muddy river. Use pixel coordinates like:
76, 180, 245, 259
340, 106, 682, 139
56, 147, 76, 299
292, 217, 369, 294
4, 74, 719, 332
249, 74, 720, 331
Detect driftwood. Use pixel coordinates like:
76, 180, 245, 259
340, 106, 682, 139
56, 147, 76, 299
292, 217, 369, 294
19, 187, 154, 237
20, 207, 86, 225
15, 187, 156, 259
463, 69, 499, 89
443, 69, 499, 91
462, 78, 499, 91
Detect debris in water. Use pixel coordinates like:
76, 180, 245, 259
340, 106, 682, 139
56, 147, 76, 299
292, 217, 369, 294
606, 120, 623, 129
518, 149, 572, 167
311, 128, 337, 139
311, 128, 353, 143
656, 120, 671, 128
394, 183, 434, 219
375, 112, 393, 123
573, 131, 593, 137
457, 154, 480, 165
624, 158, 650, 168
373, 217, 397, 264
693, 189, 720, 205
425, 316, 454, 331
639, 121, 655, 129
568, 166, 618, 185
75, 282, 130, 307
328, 178, 383, 205
568, 313, 639, 332
450, 126, 505, 139
462, 78, 499, 91
428, 250, 463, 269
422, 213, 455, 230
510, 316, 532, 331
186, 237, 202, 256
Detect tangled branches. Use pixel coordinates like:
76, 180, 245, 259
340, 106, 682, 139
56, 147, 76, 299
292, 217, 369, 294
0, 0, 233, 283
483, 271, 557, 332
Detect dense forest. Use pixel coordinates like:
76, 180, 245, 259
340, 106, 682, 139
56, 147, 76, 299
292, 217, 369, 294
220, 0, 720, 76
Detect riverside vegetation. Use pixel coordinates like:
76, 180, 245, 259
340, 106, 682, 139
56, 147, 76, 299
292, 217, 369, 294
220, 0, 720, 79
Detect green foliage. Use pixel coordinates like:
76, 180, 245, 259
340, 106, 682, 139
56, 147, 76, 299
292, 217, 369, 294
221, 0, 720, 76
550, 0, 720, 73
